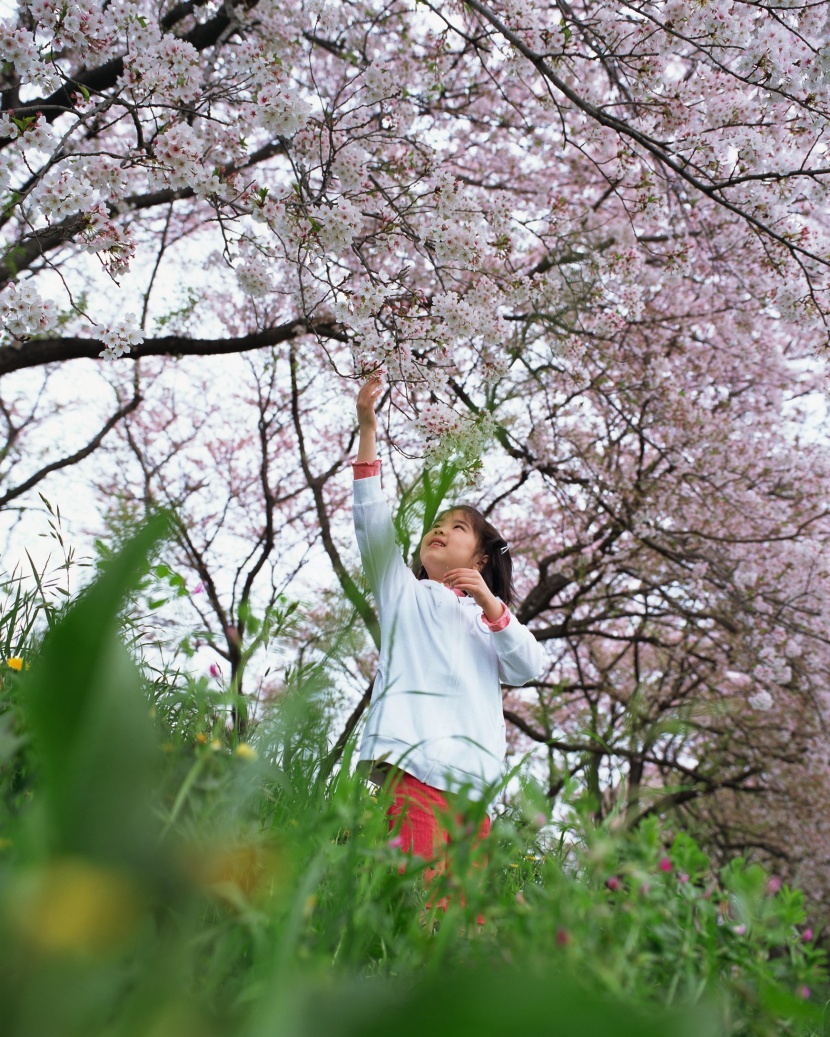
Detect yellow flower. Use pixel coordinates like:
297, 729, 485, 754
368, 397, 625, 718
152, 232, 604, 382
188, 841, 285, 903
7, 859, 144, 955
234, 743, 257, 761
6, 657, 23, 671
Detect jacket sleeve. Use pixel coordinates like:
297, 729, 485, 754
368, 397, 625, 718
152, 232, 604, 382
353, 474, 413, 611
476, 610, 546, 686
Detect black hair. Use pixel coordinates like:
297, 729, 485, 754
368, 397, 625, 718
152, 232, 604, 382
414, 504, 516, 607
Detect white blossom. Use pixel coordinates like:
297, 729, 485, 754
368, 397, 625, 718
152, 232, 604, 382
152, 122, 203, 190
255, 83, 312, 138
362, 62, 398, 104
98, 313, 144, 360
309, 198, 364, 253
0, 281, 58, 342
748, 690, 774, 711
236, 252, 274, 298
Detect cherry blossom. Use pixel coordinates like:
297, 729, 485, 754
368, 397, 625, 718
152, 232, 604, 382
98, 314, 144, 361
0, 281, 57, 342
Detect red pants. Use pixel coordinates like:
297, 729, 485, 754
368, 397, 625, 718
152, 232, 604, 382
385, 770, 491, 921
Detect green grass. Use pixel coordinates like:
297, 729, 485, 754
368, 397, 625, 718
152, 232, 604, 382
0, 518, 826, 1037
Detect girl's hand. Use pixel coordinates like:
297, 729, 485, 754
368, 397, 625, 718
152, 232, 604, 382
356, 372, 383, 432
442, 568, 503, 622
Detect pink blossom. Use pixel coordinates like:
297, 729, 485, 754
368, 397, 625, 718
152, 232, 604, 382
797, 986, 810, 1000
734, 924, 747, 936
192, 582, 205, 595
555, 927, 570, 946
209, 663, 221, 679
658, 856, 672, 873
387, 834, 404, 849
801, 928, 813, 942
605, 876, 622, 891
766, 876, 783, 894
678, 872, 689, 884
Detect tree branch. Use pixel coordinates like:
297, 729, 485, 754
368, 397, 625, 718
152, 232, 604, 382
322, 677, 374, 776
0, 319, 348, 377
0, 392, 141, 507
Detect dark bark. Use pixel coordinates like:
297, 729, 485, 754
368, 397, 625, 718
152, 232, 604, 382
0, 320, 348, 378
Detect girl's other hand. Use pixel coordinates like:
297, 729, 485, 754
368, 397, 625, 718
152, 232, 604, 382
356, 372, 383, 432
443, 567, 501, 619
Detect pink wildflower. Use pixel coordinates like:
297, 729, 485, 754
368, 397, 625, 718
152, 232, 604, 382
388, 834, 404, 849
658, 856, 672, 872
797, 986, 810, 1000
735, 924, 747, 936
766, 876, 782, 894
209, 663, 221, 679
678, 872, 689, 884
555, 927, 570, 946
801, 928, 813, 942
605, 876, 622, 891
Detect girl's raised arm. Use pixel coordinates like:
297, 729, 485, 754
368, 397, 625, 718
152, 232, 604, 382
356, 373, 382, 464
352, 372, 410, 604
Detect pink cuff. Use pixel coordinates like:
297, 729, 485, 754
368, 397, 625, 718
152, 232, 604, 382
351, 459, 382, 479
481, 602, 510, 631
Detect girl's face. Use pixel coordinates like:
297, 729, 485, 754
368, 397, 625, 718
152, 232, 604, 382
419, 510, 486, 582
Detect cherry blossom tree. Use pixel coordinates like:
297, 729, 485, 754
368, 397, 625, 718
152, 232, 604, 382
3, 0, 830, 913
2, 0, 829, 381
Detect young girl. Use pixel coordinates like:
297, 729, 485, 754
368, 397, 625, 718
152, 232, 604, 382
352, 373, 545, 911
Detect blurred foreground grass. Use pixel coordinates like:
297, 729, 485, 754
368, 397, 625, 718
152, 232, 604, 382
0, 519, 826, 1037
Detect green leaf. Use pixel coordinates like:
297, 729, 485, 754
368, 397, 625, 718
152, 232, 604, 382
0, 712, 24, 765
19, 513, 171, 870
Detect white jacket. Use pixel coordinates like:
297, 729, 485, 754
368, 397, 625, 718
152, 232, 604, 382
353, 474, 546, 800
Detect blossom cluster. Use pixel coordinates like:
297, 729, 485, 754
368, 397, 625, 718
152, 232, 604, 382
254, 82, 312, 139
235, 238, 275, 298
416, 401, 496, 477
98, 314, 144, 361
80, 204, 137, 278
0, 20, 58, 91
151, 123, 204, 192
307, 198, 365, 254
122, 33, 202, 107
28, 0, 109, 53
0, 281, 57, 343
